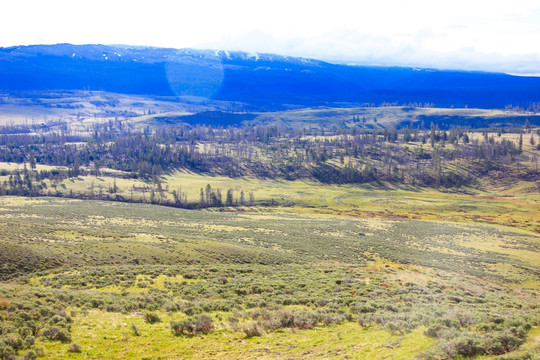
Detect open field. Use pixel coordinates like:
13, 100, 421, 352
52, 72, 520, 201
2, 91, 539, 131
137, 105, 540, 130
0, 90, 235, 127
0, 98, 539, 359
0, 196, 538, 282
0, 196, 538, 359
1, 168, 536, 233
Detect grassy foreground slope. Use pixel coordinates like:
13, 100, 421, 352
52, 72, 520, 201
0, 197, 538, 283
0, 197, 538, 359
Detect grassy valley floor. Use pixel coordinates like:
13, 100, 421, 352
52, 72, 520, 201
0, 196, 538, 359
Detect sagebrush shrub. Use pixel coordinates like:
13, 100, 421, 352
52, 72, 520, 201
21, 350, 37, 360
242, 322, 262, 337
144, 312, 161, 324
67, 343, 81, 353
41, 326, 71, 342
130, 323, 140, 336
170, 315, 213, 336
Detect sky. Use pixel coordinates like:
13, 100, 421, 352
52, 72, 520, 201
1, 0, 540, 75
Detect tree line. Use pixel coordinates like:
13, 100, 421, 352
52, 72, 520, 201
0, 118, 537, 193
0, 165, 257, 210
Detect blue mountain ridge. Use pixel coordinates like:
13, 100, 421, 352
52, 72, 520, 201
0, 43, 539, 108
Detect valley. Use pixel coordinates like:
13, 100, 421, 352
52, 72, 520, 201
0, 196, 538, 359
0, 44, 539, 360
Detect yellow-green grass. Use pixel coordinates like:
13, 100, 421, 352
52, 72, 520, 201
35, 310, 434, 360
32, 170, 540, 233
1, 196, 537, 359
519, 326, 540, 354
236, 106, 531, 129
33, 309, 540, 359
29, 272, 202, 293
1, 196, 538, 284
0, 161, 70, 172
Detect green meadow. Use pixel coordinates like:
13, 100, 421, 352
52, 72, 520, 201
0, 99, 539, 359
0, 196, 538, 359
4, 168, 536, 232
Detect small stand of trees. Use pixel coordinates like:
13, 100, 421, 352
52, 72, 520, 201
198, 184, 254, 208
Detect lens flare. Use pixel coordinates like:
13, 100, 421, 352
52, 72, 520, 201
164, 55, 225, 100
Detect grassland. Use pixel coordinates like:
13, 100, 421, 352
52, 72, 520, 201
3, 167, 536, 233
2, 91, 537, 131
0, 196, 538, 359
0, 196, 538, 282
0, 91, 195, 126
139, 105, 540, 130
0, 99, 539, 358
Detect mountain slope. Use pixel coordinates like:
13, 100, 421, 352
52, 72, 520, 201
1, 43, 539, 108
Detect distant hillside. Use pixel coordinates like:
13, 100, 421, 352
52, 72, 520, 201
1, 44, 540, 109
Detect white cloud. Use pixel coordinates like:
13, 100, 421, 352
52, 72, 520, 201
1, 0, 539, 75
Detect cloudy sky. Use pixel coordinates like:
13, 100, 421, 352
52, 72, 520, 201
2, 0, 539, 75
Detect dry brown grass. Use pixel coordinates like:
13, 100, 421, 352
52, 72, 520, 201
0, 296, 11, 309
